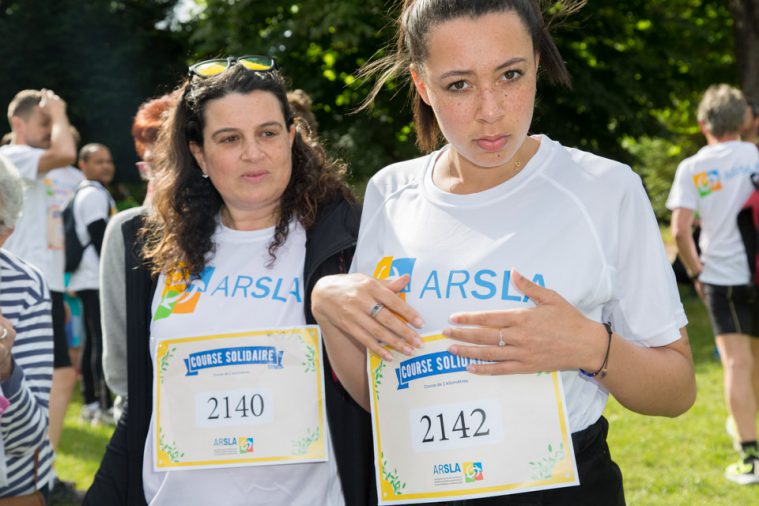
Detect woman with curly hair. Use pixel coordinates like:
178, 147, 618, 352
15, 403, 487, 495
85, 58, 375, 506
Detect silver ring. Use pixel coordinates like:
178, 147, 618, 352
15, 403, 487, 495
370, 303, 384, 319
0, 327, 7, 340
497, 328, 506, 347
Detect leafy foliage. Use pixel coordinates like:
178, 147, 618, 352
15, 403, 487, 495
186, 0, 418, 182
0, 0, 741, 205
180, 0, 735, 183
0, 0, 186, 183
537, 0, 734, 165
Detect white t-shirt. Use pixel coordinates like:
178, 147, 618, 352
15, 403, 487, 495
0, 145, 48, 281
666, 141, 759, 285
144, 220, 344, 506
43, 167, 85, 291
67, 181, 116, 292
352, 135, 687, 433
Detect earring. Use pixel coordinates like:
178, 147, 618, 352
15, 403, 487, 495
201, 172, 209, 179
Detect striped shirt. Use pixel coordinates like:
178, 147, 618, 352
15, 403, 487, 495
0, 249, 53, 497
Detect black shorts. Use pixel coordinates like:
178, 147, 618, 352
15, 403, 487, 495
51, 290, 72, 368
702, 283, 758, 337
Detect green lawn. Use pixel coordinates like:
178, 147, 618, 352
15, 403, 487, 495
605, 286, 758, 505
54, 287, 755, 503
56, 389, 114, 500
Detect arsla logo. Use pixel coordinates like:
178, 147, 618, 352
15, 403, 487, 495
238, 436, 254, 454
154, 266, 216, 321
464, 462, 484, 482
432, 461, 484, 482
693, 169, 722, 197
432, 462, 461, 475
374, 256, 416, 300
211, 436, 253, 452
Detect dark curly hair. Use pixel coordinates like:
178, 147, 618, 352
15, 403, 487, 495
142, 64, 353, 278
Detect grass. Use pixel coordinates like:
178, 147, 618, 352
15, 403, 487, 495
54, 288, 756, 503
55, 390, 114, 501
604, 285, 759, 505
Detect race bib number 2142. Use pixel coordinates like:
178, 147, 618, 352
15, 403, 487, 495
368, 333, 578, 504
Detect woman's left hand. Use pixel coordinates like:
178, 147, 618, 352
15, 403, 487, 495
444, 270, 607, 375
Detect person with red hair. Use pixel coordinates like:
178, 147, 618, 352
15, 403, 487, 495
131, 93, 175, 206
100, 94, 176, 422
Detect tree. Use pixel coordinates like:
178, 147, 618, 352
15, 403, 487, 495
0, 0, 187, 187
187, 0, 418, 181
727, 0, 759, 102
184, 0, 734, 181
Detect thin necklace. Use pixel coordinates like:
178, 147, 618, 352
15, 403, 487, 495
442, 151, 524, 194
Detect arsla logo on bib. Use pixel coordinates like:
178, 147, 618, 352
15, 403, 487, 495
211, 435, 255, 456
432, 461, 484, 485
464, 461, 484, 482
238, 437, 254, 454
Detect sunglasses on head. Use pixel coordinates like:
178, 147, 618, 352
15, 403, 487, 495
188, 55, 277, 78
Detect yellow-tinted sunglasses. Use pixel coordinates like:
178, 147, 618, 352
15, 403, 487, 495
188, 55, 277, 78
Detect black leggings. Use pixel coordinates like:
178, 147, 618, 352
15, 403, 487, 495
78, 289, 112, 409
445, 417, 625, 506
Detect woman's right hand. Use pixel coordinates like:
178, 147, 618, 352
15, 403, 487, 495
312, 273, 424, 361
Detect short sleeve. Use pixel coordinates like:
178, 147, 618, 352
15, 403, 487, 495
666, 161, 698, 211
605, 177, 687, 347
0, 146, 44, 181
77, 187, 111, 226
349, 177, 384, 275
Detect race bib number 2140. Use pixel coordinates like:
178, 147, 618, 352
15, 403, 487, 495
154, 326, 327, 471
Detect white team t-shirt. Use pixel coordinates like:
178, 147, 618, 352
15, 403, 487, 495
44, 167, 85, 291
352, 135, 687, 433
0, 145, 48, 280
143, 219, 344, 506
666, 141, 759, 285
68, 181, 116, 292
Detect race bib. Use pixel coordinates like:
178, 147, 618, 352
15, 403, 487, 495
368, 333, 578, 504
153, 326, 327, 471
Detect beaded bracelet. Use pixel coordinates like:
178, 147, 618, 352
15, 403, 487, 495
579, 322, 613, 379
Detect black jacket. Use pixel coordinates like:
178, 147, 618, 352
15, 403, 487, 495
84, 197, 377, 506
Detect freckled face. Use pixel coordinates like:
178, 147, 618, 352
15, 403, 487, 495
190, 91, 296, 227
411, 11, 538, 174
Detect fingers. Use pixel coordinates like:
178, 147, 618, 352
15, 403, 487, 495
0, 318, 16, 352
339, 310, 414, 361
511, 269, 553, 305
374, 305, 423, 347
443, 325, 499, 346
312, 273, 423, 361
38, 89, 66, 113
446, 344, 526, 375
379, 275, 423, 328
449, 309, 523, 328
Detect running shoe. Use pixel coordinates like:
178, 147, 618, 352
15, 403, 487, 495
91, 407, 116, 426
80, 401, 99, 423
725, 450, 759, 485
